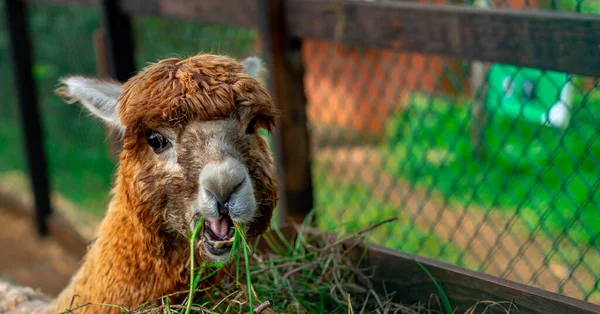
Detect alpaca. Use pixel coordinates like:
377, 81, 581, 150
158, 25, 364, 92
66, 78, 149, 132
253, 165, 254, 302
0, 54, 279, 314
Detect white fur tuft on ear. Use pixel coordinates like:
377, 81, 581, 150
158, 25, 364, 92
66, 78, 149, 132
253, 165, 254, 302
56, 76, 123, 130
240, 56, 265, 79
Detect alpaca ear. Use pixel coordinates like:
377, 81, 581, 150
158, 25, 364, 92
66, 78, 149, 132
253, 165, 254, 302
56, 76, 123, 130
240, 56, 265, 79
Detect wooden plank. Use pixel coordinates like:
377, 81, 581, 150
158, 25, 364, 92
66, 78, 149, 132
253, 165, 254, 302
357, 243, 600, 314
25, 0, 256, 27
287, 0, 600, 77
118, 0, 256, 28
27, 0, 99, 7
4, 0, 53, 236
93, 28, 109, 78
25, 0, 600, 76
100, 0, 136, 82
257, 0, 314, 224
92, 28, 123, 161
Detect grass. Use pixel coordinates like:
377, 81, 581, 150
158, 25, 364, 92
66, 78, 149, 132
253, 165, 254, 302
62, 215, 519, 314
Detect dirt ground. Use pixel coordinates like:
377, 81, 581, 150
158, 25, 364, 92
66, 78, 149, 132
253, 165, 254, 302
0, 207, 81, 297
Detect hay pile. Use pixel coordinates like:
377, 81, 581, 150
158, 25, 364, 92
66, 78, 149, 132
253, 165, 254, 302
65, 218, 516, 314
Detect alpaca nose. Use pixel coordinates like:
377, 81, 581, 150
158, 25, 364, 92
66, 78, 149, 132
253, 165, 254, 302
200, 157, 247, 210
217, 201, 230, 215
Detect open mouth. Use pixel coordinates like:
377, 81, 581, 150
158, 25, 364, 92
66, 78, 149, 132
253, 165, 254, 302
203, 215, 235, 256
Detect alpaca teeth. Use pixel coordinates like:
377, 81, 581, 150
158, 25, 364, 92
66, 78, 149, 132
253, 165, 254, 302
213, 240, 234, 249
204, 233, 234, 249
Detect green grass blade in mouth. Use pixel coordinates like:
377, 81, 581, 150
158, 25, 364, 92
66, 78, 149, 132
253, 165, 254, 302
233, 221, 259, 313
185, 217, 204, 314
193, 262, 225, 291
242, 234, 254, 312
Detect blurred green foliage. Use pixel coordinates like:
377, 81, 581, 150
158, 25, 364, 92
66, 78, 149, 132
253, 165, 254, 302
382, 92, 600, 246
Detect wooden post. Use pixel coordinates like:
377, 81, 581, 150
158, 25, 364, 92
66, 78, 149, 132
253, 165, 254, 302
470, 60, 488, 160
257, 0, 314, 224
93, 28, 109, 79
4, 0, 52, 236
470, 0, 491, 160
100, 0, 136, 82
93, 28, 122, 161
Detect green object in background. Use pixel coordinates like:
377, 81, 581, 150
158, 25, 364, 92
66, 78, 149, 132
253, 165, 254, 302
484, 64, 575, 129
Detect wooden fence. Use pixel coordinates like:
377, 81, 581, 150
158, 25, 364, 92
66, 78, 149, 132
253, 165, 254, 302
3, 1, 600, 311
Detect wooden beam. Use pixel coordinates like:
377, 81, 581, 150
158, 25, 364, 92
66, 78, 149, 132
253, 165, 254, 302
92, 28, 123, 161
118, 0, 256, 28
25, 0, 600, 76
358, 242, 600, 314
257, 0, 314, 224
287, 0, 600, 77
4, 0, 52, 236
28, 0, 99, 6
26, 0, 256, 27
92, 28, 109, 79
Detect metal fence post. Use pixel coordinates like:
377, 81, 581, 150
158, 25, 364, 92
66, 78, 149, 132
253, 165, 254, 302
98, 0, 134, 160
257, 0, 314, 225
4, 0, 52, 236
100, 0, 136, 82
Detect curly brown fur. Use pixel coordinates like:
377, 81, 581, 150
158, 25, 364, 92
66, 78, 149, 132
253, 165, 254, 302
2, 54, 279, 314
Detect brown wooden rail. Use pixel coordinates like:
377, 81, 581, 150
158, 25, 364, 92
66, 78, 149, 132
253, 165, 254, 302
31, 0, 600, 77
291, 0, 600, 77
360, 244, 600, 314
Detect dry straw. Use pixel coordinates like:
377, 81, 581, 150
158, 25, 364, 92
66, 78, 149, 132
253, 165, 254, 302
63, 216, 517, 314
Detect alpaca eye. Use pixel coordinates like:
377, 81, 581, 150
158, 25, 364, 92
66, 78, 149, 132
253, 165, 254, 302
246, 118, 258, 134
146, 131, 170, 153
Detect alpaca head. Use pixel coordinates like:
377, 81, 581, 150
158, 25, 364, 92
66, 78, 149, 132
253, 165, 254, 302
57, 54, 278, 263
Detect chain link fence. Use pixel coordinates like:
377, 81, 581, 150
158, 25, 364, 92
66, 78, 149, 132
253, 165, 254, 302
1, 0, 598, 306
306, 0, 600, 304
